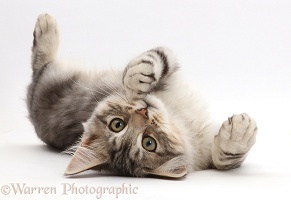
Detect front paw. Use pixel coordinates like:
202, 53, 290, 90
215, 113, 258, 154
123, 60, 157, 100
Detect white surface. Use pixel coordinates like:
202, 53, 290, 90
0, 0, 290, 199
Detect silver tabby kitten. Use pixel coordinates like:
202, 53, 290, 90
27, 14, 258, 178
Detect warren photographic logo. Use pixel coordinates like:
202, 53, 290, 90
1, 183, 138, 199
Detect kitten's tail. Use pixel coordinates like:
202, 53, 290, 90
31, 13, 59, 71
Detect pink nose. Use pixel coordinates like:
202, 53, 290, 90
136, 108, 148, 118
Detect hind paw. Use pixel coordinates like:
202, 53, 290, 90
32, 13, 59, 69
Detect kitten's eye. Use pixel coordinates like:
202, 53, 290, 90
142, 136, 157, 152
109, 118, 126, 132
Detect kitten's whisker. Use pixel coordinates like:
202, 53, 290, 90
159, 123, 171, 131
69, 77, 122, 102
160, 122, 171, 125
99, 70, 124, 95
122, 89, 130, 103
87, 76, 125, 102
95, 72, 129, 103
91, 75, 126, 103
88, 75, 113, 97
69, 77, 108, 97
93, 69, 130, 104
90, 91, 98, 104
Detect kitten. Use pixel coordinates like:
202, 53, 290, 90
27, 14, 258, 178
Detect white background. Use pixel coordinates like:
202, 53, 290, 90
0, 0, 290, 199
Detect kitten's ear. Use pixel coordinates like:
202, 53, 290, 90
145, 157, 188, 179
65, 143, 107, 176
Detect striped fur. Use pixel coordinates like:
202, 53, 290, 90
27, 14, 258, 178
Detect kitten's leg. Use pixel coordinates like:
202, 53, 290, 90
123, 47, 179, 100
32, 13, 59, 70
212, 113, 258, 170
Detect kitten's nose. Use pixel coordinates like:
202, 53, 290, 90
136, 108, 148, 118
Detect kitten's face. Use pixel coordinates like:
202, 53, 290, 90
65, 95, 188, 178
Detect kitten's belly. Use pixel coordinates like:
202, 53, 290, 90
154, 73, 215, 170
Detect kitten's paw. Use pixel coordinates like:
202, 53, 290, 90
34, 13, 59, 45
123, 47, 178, 100
33, 13, 59, 67
123, 59, 157, 100
215, 113, 258, 154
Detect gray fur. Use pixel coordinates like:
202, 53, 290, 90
27, 67, 114, 150
27, 14, 258, 178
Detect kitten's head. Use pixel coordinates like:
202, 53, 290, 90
65, 95, 189, 178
